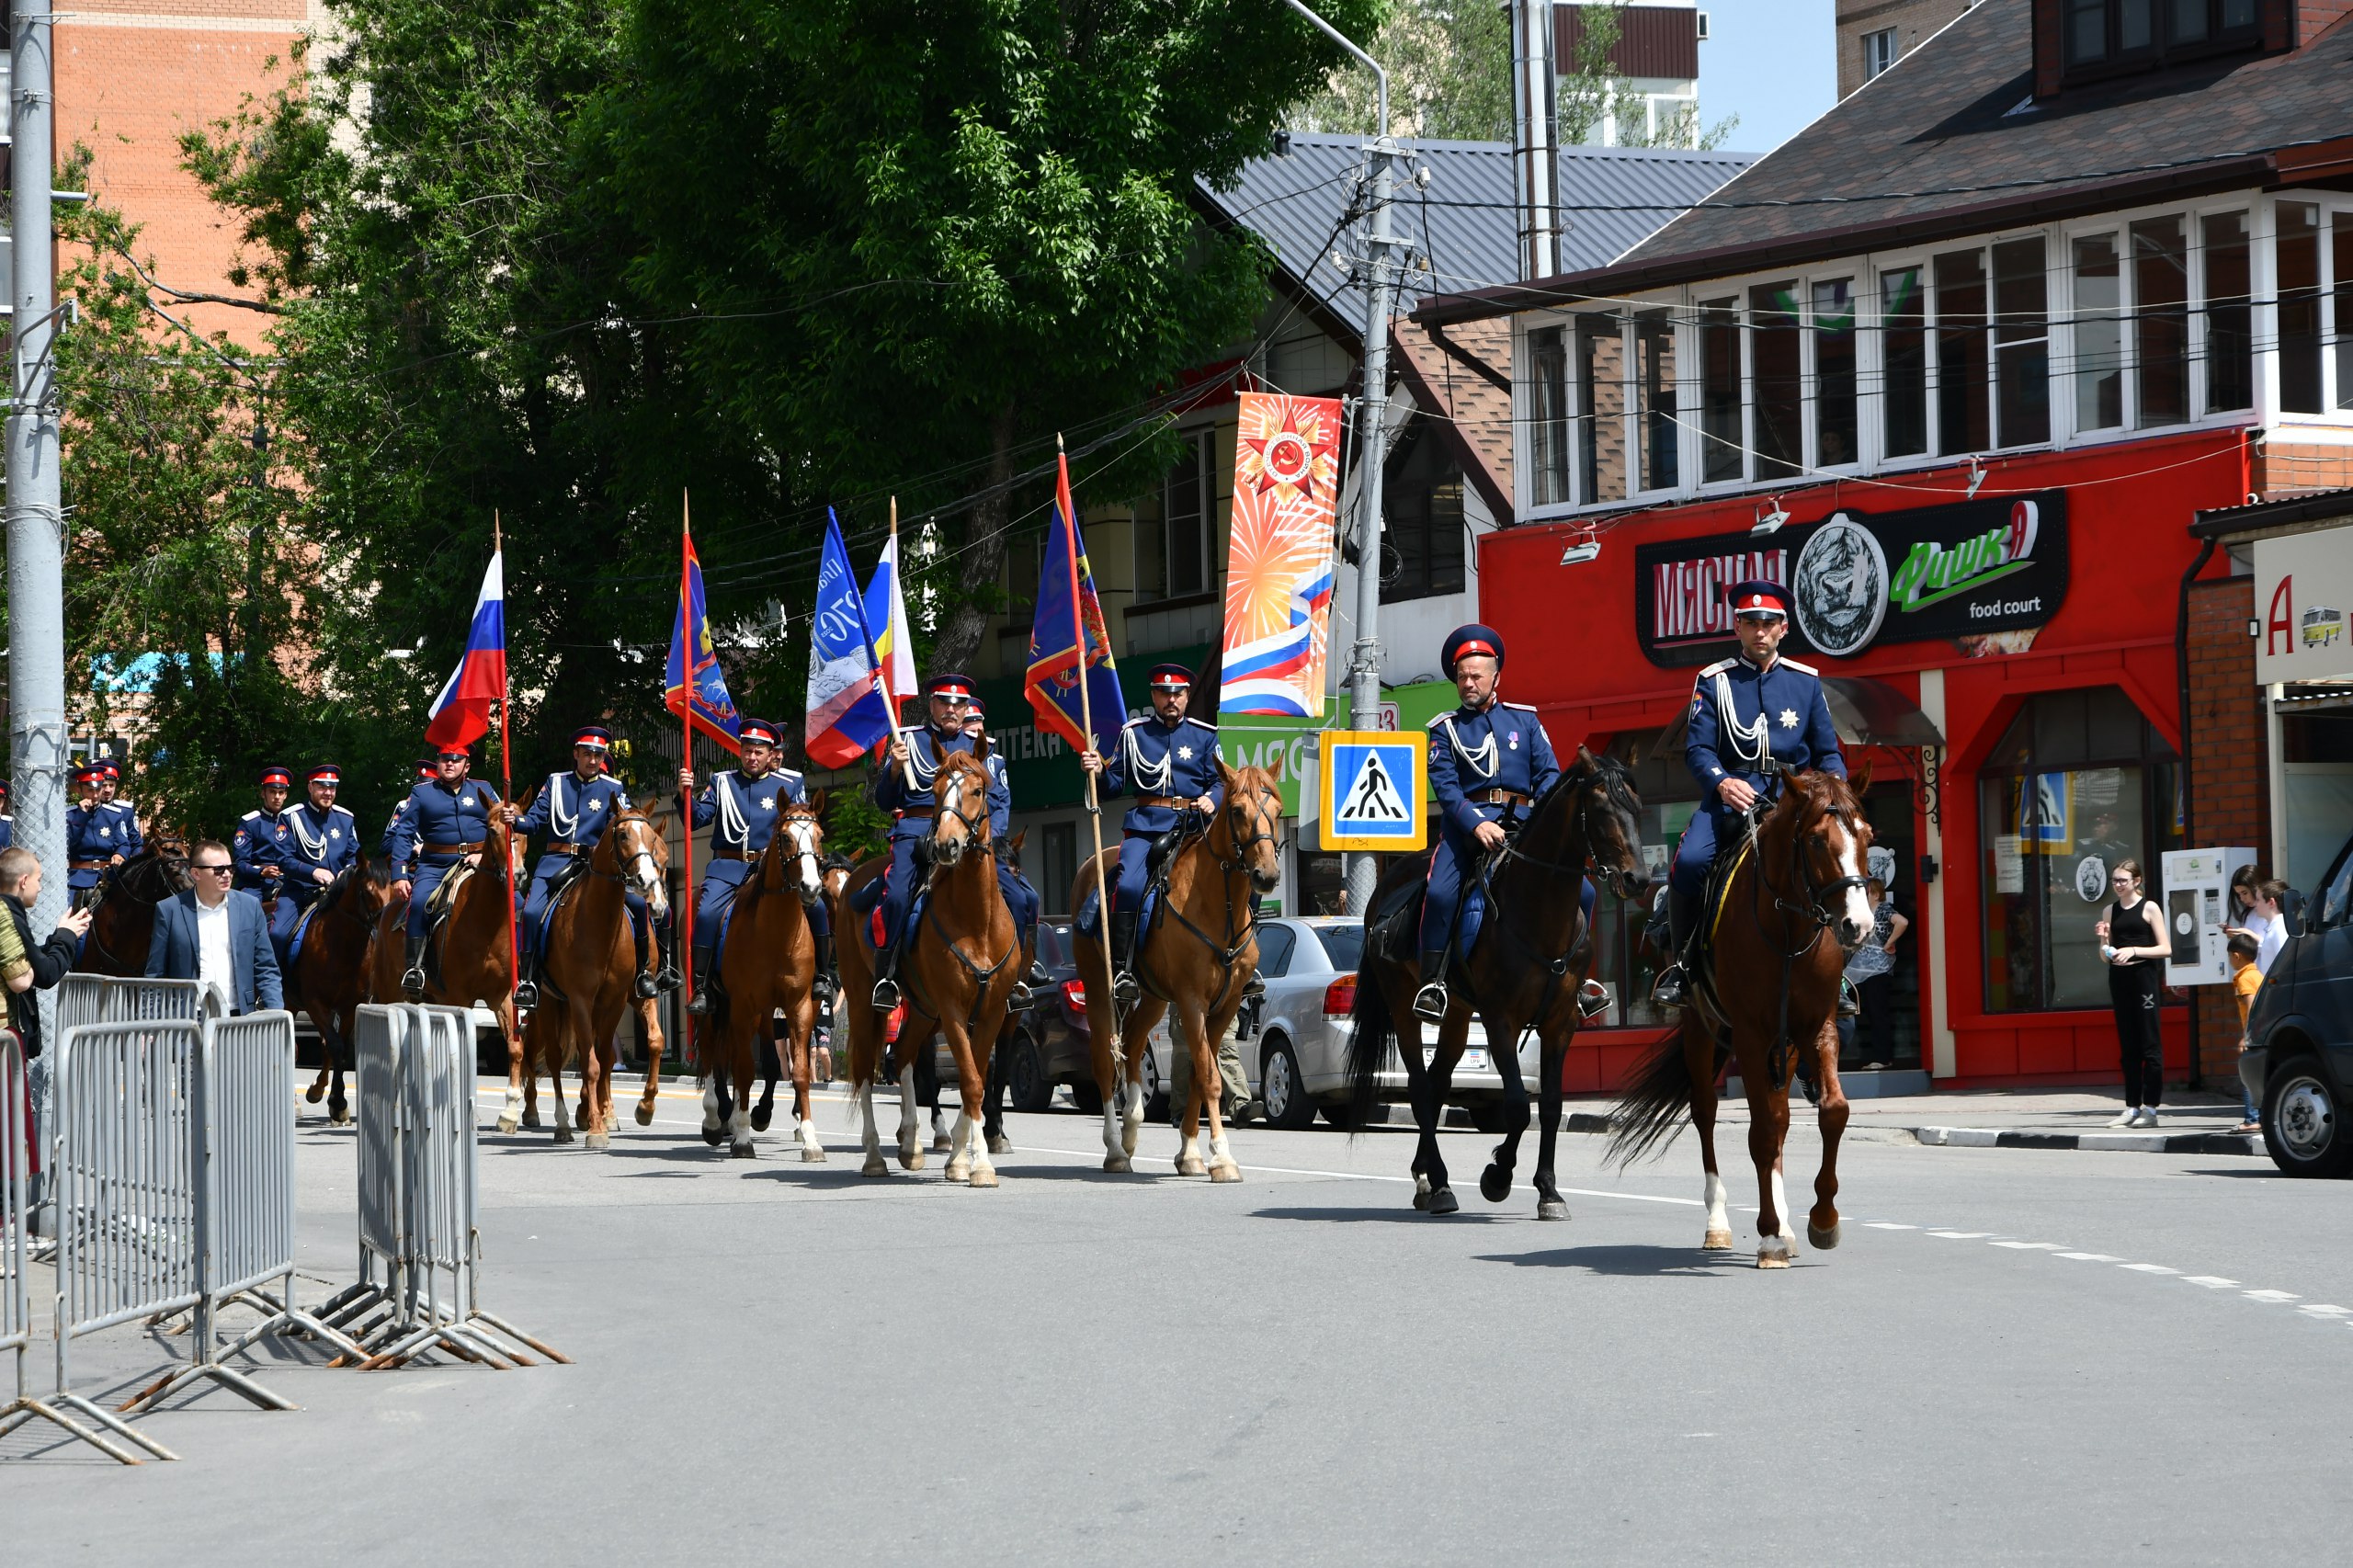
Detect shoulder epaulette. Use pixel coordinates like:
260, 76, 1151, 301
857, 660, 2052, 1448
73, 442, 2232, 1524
1425, 711, 1452, 730
1779, 657, 1821, 676
1698, 658, 1736, 677
1122, 714, 1150, 730
1181, 716, 1218, 732
1498, 700, 1540, 713
239, 809, 265, 823
329, 804, 354, 819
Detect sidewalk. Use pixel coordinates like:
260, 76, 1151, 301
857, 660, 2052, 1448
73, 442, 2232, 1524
1551, 1088, 2268, 1158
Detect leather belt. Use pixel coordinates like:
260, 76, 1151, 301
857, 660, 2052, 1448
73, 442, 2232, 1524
1140, 795, 1191, 810
711, 848, 746, 861
896, 806, 936, 819
420, 840, 485, 860
547, 843, 584, 855
69, 859, 108, 871
1466, 789, 1530, 806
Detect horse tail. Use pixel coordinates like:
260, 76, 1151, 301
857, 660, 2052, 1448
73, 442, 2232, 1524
1343, 963, 1394, 1137
1603, 1027, 1696, 1168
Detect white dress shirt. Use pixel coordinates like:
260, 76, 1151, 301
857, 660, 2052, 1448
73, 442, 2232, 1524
195, 893, 234, 1012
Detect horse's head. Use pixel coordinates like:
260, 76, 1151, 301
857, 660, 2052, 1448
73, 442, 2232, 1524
773, 796, 825, 906
819, 848, 856, 906
928, 751, 992, 870
151, 832, 192, 894
1564, 745, 1648, 900
339, 849, 392, 922
1213, 761, 1283, 895
1780, 769, 1876, 951
609, 801, 671, 921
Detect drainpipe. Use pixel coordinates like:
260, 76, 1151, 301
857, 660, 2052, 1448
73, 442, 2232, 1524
2175, 531, 2217, 1092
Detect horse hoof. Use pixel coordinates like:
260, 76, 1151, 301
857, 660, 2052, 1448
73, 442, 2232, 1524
553, 1125, 574, 1146
330, 1105, 351, 1128
699, 1125, 725, 1147
1702, 1229, 1734, 1251
304, 1084, 324, 1104
1478, 1165, 1512, 1204
521, 1108, 541, 1131
986, 1134, 1013, 1154
945, 1158, 972, 1183
497, 1112, 521, 1135
1807, 1221, 1842, 1251
969, 1166, 999, 1188
1412, 1188, 1432, 1211
1756, 1249, 1791, 1269
730, 1141, 756, 1160
751, 1105, 774, 1133
902, 1151, 926, 1172
861, 1154, 889, 1177
1103, 1154, 1131, 1174
585, 1131, 610, 1152
634, 1103, 654, 1128
801, 1146, 827, 1164
1537, 1198, 1570, 1221
932, 1133, 951, 1153
1176, 1155, 1207, 1177
1209, 1161, 1243, 1185
1427, 1187, 1460, 1216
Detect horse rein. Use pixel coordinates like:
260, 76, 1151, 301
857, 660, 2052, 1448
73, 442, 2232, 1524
1145, 781, 1280, 1013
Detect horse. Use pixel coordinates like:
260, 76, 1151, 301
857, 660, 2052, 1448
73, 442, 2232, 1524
1604, 767, 1877, 1267
399, 811, 527, 1131
520, 991, 670, 1137
694, 795, 829, 1161
512, 802, 670, 1151
1344, 746, 1647, 1218
73, 834, 192, 975
838, 749, 1018, 1186
288, 855, 394, 1123
1070, 761, 1283, 1182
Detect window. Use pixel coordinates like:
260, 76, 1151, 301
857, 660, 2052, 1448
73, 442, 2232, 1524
1881, 267, 1928, 458
1749, 281, 1803, 479
1934, 250, 1990, 454
2063, 0, 2259, 70
1577, 312, 1629, 503
1634, 309, 1678, 492
1137, 432, 1214, 603
2336, 222, 2353, 413
1813, 278, 1860, 466
1381, 421, 1466, 604
2202, 210, 2253, 413
1254, 923, 1299, 979
1698, 297, 1743, 483
1992, 238, 2051, 447
1527, 325, 1572, 506
2131, 216, 2189, 426
1862, 27, 1899, 81
2279, 202, 2324, 414
2072, 234, 2124, 430
1040, 823, 1078, 917
1979, 688, 2182, 1013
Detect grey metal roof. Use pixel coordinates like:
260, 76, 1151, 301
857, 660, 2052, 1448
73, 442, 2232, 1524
1199, 133, 1756, 343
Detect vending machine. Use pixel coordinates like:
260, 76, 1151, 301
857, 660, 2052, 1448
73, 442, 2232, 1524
2160, 846, 2259, 986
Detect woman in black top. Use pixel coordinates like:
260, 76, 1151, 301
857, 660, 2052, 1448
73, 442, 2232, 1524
2094, 858, 2166, 1128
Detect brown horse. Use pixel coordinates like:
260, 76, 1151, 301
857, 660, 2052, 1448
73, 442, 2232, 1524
694, 795, 828, 1160
515, 803, 670, 1151
399, 811, 526, 1131
73, 834, 192, 975
839, 750, 1017, 1186
1344, 747, 1647, 1217
522, 992, 671, 1138
1606, 767, 1876, 1267
289, 855, 393, 1124
1071, 761, 1283, 1181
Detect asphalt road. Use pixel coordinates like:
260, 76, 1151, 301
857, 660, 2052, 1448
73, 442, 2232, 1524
9, 1082, 2350, 1565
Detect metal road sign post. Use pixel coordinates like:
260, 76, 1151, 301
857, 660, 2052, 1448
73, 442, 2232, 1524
1318, 731, 1427, 857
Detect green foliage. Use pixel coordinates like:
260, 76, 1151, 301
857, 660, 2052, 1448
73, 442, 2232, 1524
820, 789, 891, 867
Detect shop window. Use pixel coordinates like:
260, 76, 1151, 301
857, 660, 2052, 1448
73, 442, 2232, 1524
1381, 420, 1467, 604
1881, 268, 1928, 458
1137, 431, 1213, 604
1749, 281, 1803, 479
1978, 688, 2182, 1013
1698, 297, 1743, 483
1586, 730, 1704, 1031
1040, 822, 1078, 917
1294, 848, 1347, 917
2202, 210, 2254, 413
2279, 202, 2325, 415
1527, 325, 1573, 506
1577, 312, 1629, 504
2131, 216, 2190, 426
1634, 309, 1679, 492
1992, 238, 2051, 447
2072, 233, 2125, 430
1813, 278, 1860, 467
1934, 249, 1990, 455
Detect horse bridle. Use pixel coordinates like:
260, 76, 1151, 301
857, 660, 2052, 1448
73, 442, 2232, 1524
1760, 792, 1872, 937
595, 810, 668, 903
1495, 756, 1639, 890
930, 767, 993, 861
775, 808, 824, 902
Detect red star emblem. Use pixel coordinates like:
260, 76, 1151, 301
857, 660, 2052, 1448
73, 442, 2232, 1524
1243, 407, 1338, 501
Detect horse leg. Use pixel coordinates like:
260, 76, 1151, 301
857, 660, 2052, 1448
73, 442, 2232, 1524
896, 1055, 925, 1171
1478, 1006, 1533, 1206
788, 1005, 824, 1163
858, 1075, 889, 1177
1807, 1019, 1849, 1251
1396, 994, 1452, 1214
304, 999, 332, 1107
1532, 1028, 1569, 1221
547, 1027, 574, 1145
499, 997, 528, 1135
983, 1040, 1011, 1155
727, 1026, 756, 1159
579, 1010, 610, 1153
634, 996, 664, 1128
1689, 1025, 1733, 1250
1199, 1007, 1240, 1185
700, 1066, 725, 1147
751, 1025, 779, 1134
941, 1017, 985, 1187
917, 1041, 950, 1153
1746, 1051, 1797, 1268
1120, 999, 1164, 1164
328, 1002, 355, 1125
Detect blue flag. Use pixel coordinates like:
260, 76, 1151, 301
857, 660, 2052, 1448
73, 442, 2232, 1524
806, 511, 895, 767
665, 528, 742, 754
1025, 450, 1126, 754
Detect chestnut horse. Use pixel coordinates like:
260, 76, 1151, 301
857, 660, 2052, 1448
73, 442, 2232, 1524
400, 812, 526, 1131
289, 855, 393, 1124
74, 835, 192, 976
1606, 767, 1876, 1267
695, 796, 828, 1161
1071, 761, 1283, 1182
514, 803, 669, 1151
839, 750, 1017, 1186
1344, 747, 1647, 1218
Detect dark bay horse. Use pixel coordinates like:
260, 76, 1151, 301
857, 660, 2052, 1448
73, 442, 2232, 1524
839, 750, 1017, 1186
695, 796, 827, 1161
73, 835, 191, 975
1346, 747, 1646, 1218
289, 855, 392, 1123
401, 812, 525, 1133
1071, 762, 1282, 1181
1605, 767, 1876, 1267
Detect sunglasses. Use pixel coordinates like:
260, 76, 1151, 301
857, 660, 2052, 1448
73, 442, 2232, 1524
193, 863, 233, 875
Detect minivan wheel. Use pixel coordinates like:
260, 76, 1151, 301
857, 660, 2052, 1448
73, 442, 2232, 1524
1006, 1033, 1052, 1114
2264, 1059, 2353, 1177
1262, 1040, 1315, 1131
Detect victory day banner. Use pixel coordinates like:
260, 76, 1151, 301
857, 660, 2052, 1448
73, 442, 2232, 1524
1218, 392, 1340, 717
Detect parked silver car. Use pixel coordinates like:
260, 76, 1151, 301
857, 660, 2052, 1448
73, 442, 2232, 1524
1140, 915, 1562, 1131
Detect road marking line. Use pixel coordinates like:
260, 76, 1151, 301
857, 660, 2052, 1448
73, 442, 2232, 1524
2120, 1263, 2178, 1274
2052, 1252, 2124, 1262
1926, 1230, 1992, 1239
2297, 1304, 2351, 1317
1990, 1241, 2064, 1250
1863, 1222, 1915, 1230
2243, 1289, 2301, 1302
2181, 1276, 2240, 1288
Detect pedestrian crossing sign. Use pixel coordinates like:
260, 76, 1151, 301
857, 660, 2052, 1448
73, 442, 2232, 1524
1319, 731, 1427, 853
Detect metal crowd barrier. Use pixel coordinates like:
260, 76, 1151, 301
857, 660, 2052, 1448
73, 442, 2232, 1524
25, 976, 216, 1235
319, 1004, 564, 1371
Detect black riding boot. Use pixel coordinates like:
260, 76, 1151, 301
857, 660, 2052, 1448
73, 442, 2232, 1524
871, 936, 904, 1011
1651, 885, 1701, 1007
400, 930, 426, 1003
1412, 949, 1450, 1023
685, 945, 718, 1015
1109, 912, 1141, 1006
514, 929, 541, 1010
652, 924, 682, 995
812, 929, 838, 1006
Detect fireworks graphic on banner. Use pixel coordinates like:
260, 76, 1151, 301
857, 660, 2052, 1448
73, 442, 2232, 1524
1219, 392, 1342, 717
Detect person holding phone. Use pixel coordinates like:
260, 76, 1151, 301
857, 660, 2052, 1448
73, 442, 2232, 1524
2093, 858, 2166, 1128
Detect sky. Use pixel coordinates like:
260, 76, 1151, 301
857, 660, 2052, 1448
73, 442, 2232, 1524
1699, 0, 1839, 157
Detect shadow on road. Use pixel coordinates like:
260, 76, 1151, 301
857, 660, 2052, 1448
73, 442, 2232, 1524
1474, 1244, 1772, 1275
1250, 1206, 1507, 1224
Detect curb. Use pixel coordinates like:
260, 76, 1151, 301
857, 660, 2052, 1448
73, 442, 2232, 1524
1551, 1110, 2262, 1157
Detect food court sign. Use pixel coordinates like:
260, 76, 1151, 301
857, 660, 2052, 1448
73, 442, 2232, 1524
1633, 491, 2070, 667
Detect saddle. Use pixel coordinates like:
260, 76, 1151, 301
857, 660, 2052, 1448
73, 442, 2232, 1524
534, 855, 594, 963
1074, 812, 1205, 944
1681, 819, 1760, 1013
419, 860, 474, 993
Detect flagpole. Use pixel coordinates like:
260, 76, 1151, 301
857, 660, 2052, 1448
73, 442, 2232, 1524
494, 511, 520, 1011
678, 491, 697, 1017
877, 499, 917, 792
1063, 435, 1118, 1000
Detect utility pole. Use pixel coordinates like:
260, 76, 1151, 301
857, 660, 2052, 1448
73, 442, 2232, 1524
1283, 0, 1409, 915
8, 4, 67, 1041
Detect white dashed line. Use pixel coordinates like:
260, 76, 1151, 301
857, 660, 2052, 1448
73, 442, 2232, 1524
2297, 1304, 2351, 1318
1926, 1230, 1993, 1239
1863, 1222, 1915, 1230
2120, 1264, 2179, 1274
2053, 1251, 2125, 1262
1991, 1241, 2065, 1250
2243, 1289, 2302, 1302
2181, 1276, 2241, 1289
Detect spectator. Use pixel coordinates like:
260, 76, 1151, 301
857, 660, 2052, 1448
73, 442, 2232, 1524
1837, 846, 1910, 1071
0, 846, 93, 1057
2093, 858, 2167, 1129
2227, 930, 2265, 1134
2227, 879, 2290, 973
145, 839, 282, 1015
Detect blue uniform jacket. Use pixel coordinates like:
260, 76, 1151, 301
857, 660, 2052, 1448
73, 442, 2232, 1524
0, 813, 12, 851
688, 767, 804, 857
389, 778, 503, 865
873, 726, 983, 837
281, 801, 360, 885
517, 770, 633, 849
1427, 699, 1561, 840
66, 801, 142, 873
1684, 653, 1846, 800
982, 752, 1014, 838
233, 806, 294, 893
1100, 715, 1222, 836
380, 799, 416, 868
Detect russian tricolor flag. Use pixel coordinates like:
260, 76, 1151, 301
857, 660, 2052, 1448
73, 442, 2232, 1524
424, 551, 506, 749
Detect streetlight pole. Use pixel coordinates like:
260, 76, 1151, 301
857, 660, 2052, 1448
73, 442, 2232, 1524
1281, 0, 1408, 915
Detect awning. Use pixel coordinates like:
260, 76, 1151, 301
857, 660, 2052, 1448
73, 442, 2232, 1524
1655, 675, 1946, 754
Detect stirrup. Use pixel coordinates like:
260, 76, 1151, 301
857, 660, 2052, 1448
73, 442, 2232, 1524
514, 979, 541, 1009
1112, 969, 1141, 1006
685, 986, 714, 1017
871, 975, 903, 1011
632, 971, 659, 1001
401, 967, 426, 1003
1008, 981, 1034, 1013
1651, 964, 1688, 1007
1837, 977, 1861, 1018
1575, 979, 1609, 1020
1411, 977, 1449, 1023
1243, 972, 1267, 998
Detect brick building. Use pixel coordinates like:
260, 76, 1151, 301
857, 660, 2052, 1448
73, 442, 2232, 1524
1836, 0, 1978, 97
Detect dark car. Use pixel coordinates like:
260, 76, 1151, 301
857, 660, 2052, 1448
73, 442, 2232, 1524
2242, 829, 2353, 1176
994, 920, 1104, 1114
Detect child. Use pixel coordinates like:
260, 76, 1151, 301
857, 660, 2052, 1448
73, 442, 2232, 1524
2228, 930, 2264, 1133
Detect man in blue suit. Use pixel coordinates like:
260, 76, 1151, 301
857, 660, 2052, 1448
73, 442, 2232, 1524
146, 838, 284, 1014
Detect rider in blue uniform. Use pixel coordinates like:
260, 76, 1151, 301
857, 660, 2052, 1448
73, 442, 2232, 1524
1650, 579, 1847, 1007
267, 764, 359, 971
380, 757, 438, 870
866, 674, 991, 1010
388, 747, 504, 1001
677, 717, 824, 1014
962, 694, 1045, 1008
514, 725, 676, 1009
64, 763, 137, 908
1077, 663, 1222, 1006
